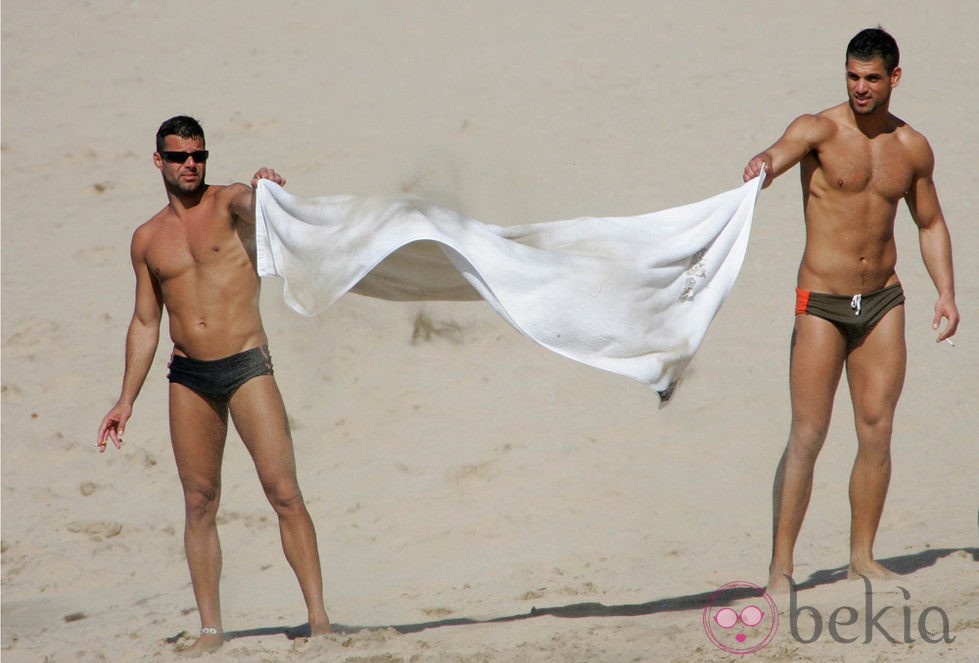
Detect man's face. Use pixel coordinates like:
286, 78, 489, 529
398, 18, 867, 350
845, 56, 901, 115
154, 134, 207, 195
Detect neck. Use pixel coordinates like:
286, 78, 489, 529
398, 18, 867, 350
165, 182, 208, 213
848, 102, 892, 138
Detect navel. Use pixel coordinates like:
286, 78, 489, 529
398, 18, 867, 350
211, 245, 220, 252
198, 319, 207, 328
837, 178, 845, 187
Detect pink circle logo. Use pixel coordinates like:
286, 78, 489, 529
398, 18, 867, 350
702, 581, 779, 654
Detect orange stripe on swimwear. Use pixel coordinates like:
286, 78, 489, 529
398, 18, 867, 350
795, 288, 810, 315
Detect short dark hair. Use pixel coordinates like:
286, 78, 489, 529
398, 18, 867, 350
156, 115, 205, 152
846, 27, 900, 74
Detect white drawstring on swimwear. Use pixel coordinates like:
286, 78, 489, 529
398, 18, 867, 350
850, 294, 862, 316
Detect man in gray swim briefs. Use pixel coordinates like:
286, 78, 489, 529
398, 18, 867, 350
167, 345, 274, 403
743, 27, 959, 593
795, 282, 905, 344
97, 116, 331, 655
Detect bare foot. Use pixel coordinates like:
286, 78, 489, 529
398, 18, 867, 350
178, 630, 223, 658
847, 560, 896, 581
766, 571, 795, 595
309, 616, 332, 637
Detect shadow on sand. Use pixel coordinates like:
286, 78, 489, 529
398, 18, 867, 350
167, 546, 971, 643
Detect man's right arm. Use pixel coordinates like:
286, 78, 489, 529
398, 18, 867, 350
97, 227, 163, 451
743, 114, 831, 185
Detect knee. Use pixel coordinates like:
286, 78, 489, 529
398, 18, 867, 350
851, 404, 895, 460
854, 407, 895, 437
787, 421, 829, 461
182, 479, 220, 521
263, 480, 306, 517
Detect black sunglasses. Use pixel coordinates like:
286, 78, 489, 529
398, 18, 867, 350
160, 150, 209, 164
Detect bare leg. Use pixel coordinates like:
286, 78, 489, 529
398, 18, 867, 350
169, 384, 229, 656
230, 376, 331, 635
844, 305, 905, 580
768, 316, 847, 593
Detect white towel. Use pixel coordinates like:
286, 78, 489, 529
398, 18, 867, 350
255, 173, 764, 401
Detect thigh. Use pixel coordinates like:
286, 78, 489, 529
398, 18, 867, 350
169, 383, 229, 489
846, 305, 906, 423
789, 314, 848, 430
228, 375, 299, 488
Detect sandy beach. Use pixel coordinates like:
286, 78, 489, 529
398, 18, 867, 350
2, 1, 976, 661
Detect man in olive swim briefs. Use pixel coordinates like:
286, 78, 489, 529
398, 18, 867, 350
743, 27, 959, 593
97, 116, 331, 655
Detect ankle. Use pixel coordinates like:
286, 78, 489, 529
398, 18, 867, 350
849, 551, 874, 567
769, 560, 793, 576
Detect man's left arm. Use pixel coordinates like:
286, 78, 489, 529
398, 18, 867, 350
906, 140, 959, 342
228, 167, 287, 224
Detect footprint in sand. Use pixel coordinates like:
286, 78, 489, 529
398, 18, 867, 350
411, 310, 466, 345
66, 520, 123, 542
446, 460, 494, 482
4, 318, 63, 357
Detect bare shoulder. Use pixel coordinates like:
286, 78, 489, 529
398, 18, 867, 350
785, 109, 838, 145
800, 108, 837, 126
203, 183, 251, 218
131, 206, 168, 252
200, 182, 238, 205
813, 103, 855, 132
224, 181, 257, 223
217, 182, 251, 199
894, 117, 935, 172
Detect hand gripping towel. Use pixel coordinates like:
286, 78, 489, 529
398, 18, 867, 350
255, 173, 765, 401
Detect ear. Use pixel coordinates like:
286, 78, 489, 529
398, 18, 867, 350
153, 151, 164, 169
890, 66, 902, 89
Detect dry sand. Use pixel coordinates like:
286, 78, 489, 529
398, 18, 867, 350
2, 1, 976, 661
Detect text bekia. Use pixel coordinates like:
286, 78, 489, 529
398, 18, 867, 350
789, 576, 954, 644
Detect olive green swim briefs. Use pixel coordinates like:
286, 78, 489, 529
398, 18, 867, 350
795, 282, 905, 343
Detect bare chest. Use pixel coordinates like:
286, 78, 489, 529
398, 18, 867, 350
812, 133, 914, 202
146, 219, 249, 284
